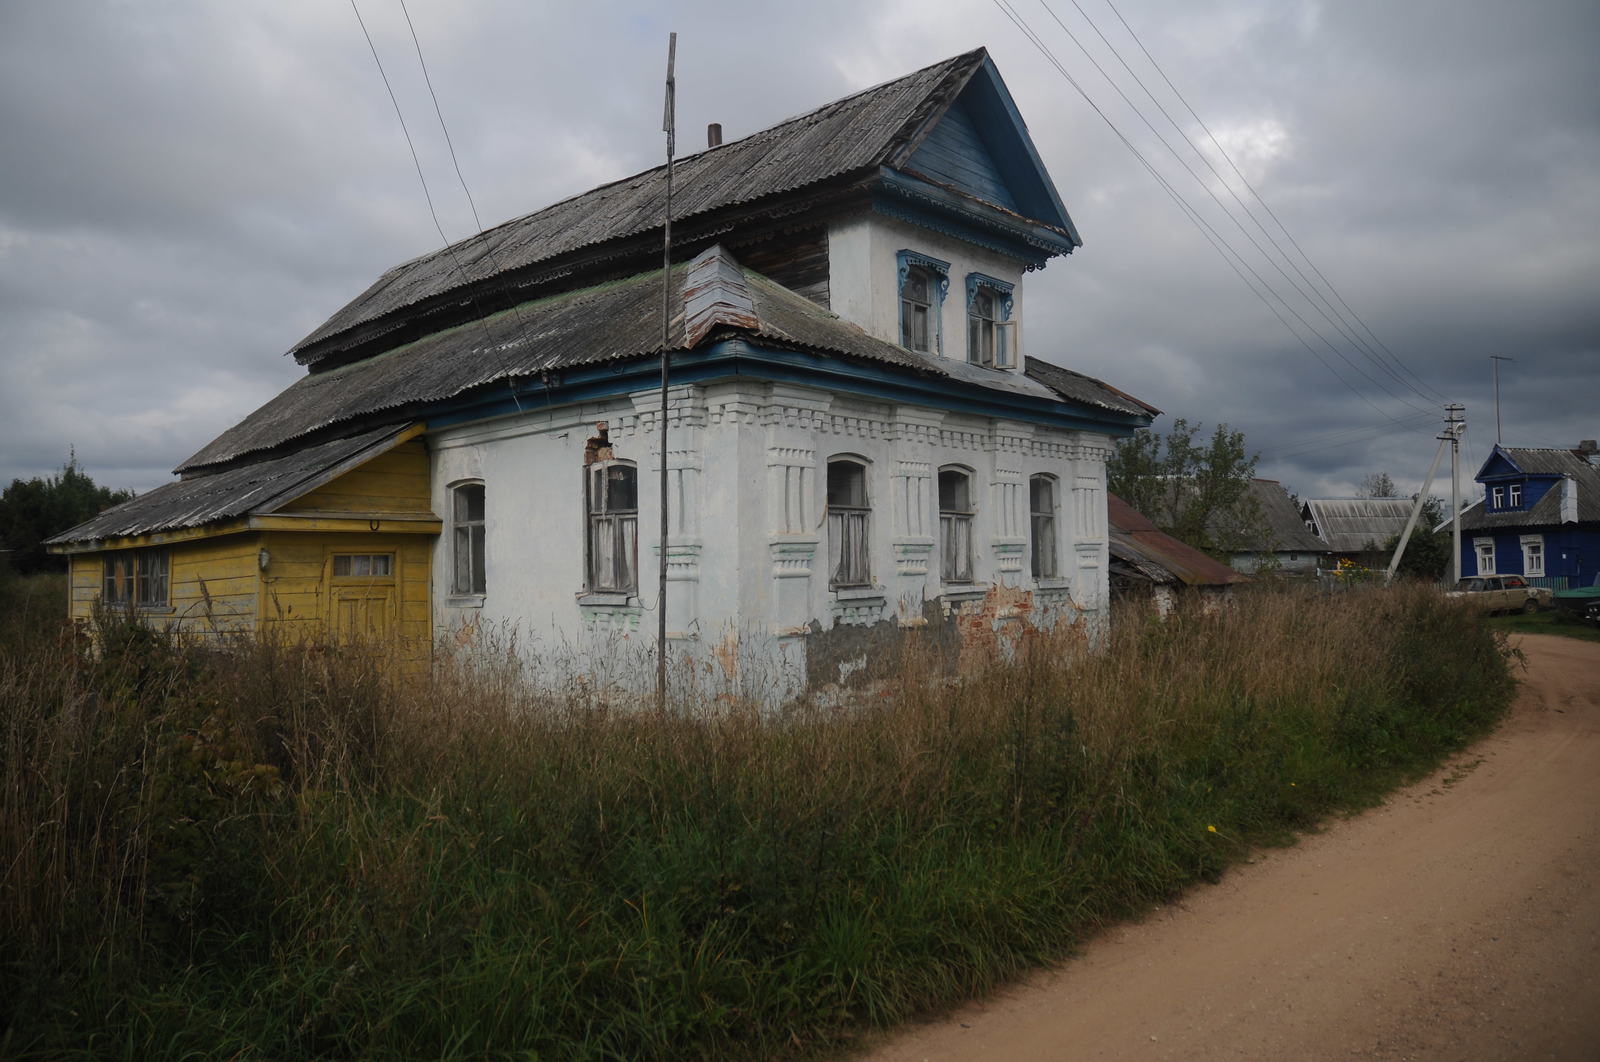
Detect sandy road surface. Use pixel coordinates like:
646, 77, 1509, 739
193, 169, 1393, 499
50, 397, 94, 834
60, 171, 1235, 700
861, 634, 1600, 1062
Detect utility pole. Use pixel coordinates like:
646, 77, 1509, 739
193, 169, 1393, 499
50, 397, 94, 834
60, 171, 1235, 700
657, 32, 676, 712
1444, 404, 1466, 584
1490, 355, 1513, 446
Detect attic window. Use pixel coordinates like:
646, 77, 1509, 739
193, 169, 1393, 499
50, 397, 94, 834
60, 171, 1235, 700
896, 250, 949, 354
1509, 483, 1522, 507
966, 273, 1015, 368
1492, 487, 1504, 509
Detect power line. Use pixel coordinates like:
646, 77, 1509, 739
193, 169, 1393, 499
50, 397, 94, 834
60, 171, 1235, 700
398, 0, 485, 234
1098, 0, 1447, 403
1028, 0, 1435, 418
992, 0, 1425, 430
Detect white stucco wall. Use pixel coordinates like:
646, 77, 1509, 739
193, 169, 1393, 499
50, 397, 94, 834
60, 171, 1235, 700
827, 214, 1027, 372
427, 379, 1113, 701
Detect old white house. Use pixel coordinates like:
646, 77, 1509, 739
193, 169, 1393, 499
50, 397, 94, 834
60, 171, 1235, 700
50, 49, 1155, 698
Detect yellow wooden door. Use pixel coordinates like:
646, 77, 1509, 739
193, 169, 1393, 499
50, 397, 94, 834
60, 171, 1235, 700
330, 585, 395, 643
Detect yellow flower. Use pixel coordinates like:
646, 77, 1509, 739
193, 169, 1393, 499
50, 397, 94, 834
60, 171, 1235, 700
1207, 824, 1217, 833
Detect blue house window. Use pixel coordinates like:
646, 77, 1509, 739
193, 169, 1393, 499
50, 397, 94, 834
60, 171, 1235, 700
965, 273, 1015, 368
897, 250, 949, 354
1491, 486, 1504, 509
1509, 483, 1522, 507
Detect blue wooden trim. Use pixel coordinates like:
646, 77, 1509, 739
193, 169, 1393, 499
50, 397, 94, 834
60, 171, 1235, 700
896, 249, 949, 354
962, 58, 1081, 245
427, 339, 1151, 437
965, 272, 1015, 320
874, 169, 1077, 264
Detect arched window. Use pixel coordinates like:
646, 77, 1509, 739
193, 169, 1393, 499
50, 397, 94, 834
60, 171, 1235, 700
827, 457, 871, 587
587, 460, 638, 593
1030, 474, 1059, 579
450, 481, 486, 595
939, 466, 975, 583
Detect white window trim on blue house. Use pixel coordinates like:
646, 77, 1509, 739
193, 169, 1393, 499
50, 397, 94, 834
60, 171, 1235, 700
897, 250, 950, 355
1520, 534, 1544, 577
965, 272, 1015, 369
1473, 537, 1495, 576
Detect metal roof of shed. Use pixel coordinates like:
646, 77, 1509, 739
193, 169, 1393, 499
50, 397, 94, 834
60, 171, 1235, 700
1302, 497, 1415, 553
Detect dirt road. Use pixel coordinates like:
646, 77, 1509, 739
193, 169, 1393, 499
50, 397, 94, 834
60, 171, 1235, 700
861, 634, 1600, 1061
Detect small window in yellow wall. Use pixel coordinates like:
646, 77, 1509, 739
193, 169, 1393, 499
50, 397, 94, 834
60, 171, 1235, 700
332, 554, 394, 578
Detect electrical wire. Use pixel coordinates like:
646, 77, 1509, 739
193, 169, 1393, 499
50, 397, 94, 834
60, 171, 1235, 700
992, 0, 1424, 430
1026, 0, 1435, 419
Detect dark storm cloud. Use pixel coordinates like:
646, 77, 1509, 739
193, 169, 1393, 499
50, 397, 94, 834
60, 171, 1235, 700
1, 0, 1594, 500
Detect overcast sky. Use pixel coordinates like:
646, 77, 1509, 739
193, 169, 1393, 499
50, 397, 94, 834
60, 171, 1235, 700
1, 0, 1595, 501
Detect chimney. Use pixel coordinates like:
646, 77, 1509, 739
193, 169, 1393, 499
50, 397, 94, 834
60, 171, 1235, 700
707, 123, 722, 148
1578, 439, 1597, 462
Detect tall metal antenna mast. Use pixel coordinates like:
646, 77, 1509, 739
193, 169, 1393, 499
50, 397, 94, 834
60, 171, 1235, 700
657, 32, 676, 712
1490, 355, 1513, 445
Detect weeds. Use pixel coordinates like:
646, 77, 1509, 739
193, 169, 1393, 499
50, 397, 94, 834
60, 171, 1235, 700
0, 582, 1514, 1060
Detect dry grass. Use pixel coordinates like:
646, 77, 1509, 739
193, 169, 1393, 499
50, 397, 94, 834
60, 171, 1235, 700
0, 582, 1514, 1060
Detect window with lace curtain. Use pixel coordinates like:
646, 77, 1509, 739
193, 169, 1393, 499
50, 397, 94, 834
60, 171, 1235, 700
827, 458, 871, 588
939, 467, 974, 583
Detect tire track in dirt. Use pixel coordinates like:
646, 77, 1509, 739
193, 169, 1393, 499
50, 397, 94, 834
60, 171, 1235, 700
859, 634, 1600, 1061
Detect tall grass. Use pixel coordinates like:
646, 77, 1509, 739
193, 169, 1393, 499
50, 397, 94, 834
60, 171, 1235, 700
0, 584, 1514, 1060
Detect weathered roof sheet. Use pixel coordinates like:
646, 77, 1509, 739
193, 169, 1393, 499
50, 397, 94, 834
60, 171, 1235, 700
178, 252, 956, 473
1023, 356, 1159, 418
48, 424, 420, 546
1465, 470, 1600, 531
1215, 479, 1330, 554
1108, 493, 1248, 587
1488, 445, 1600, 479
1302, 497, 1415, 553
291, 50, 991, 362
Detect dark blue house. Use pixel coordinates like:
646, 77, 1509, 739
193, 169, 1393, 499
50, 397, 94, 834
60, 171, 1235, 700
1457, 442, 1600, 588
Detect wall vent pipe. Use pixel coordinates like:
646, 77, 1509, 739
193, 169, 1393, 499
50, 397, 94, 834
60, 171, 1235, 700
707, 123, 722, 148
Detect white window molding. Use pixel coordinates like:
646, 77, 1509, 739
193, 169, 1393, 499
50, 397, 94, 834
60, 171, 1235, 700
1519, 534, 1545, 577
1473, 536, 1496, 576
965, 272, 1015, 369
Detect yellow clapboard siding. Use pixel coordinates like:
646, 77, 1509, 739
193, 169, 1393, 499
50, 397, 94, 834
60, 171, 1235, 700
280, 440, 433, 514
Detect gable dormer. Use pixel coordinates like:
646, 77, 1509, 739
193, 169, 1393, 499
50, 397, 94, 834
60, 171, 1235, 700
828, 54, 1080, 376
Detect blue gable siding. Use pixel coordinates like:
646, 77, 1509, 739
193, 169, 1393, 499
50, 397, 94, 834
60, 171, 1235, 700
906, 100, 1020, 211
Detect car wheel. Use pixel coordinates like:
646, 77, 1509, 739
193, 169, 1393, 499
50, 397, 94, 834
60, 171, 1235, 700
1521, 597, 1539, 614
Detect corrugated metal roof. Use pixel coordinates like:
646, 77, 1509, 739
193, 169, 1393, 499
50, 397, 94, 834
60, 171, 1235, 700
1302, 497, 1415, 552
178, 253, 956, 473
1213, 479, 1330, 554
1023, 356, 1159, 418
48, 424, 420, 546
1108, 493, 1248, 586
290, 50, 990, 363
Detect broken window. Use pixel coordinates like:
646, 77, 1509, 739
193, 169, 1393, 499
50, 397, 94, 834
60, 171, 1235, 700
1030, 474, 1058, 579
827, 458, 871, 588
451, 482, 486, 595
966, 274, 1015, 368
587, 461, 638, 593
102, 549, 168, 608
939, 467, 975, 583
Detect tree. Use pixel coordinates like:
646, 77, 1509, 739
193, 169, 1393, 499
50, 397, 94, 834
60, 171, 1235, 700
1357, 471, 1399, 498
1107, 419, 1262, 553
0, 455, 134, 574
1382, 495, 1451, 581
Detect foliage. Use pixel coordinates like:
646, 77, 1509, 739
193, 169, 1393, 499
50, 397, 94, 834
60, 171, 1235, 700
0, 588, 1515, 1061
1383, 495, 1451, 581
0, 454, 134, 574
1357, 471, 1400, 498
1107, 418, 1262, 553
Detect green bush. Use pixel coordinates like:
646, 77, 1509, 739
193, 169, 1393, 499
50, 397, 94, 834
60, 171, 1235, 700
0, 586, 1514, 1060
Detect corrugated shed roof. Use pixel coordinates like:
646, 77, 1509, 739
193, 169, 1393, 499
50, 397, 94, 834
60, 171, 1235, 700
1023, 356, 1159, 418
1302, 497, 1414, 552
47, 424, 419, 545
1108, 493, 1248, 586
178, 253, 956, 473
291, 50, 991, 362
1214, 479, 1330, 553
